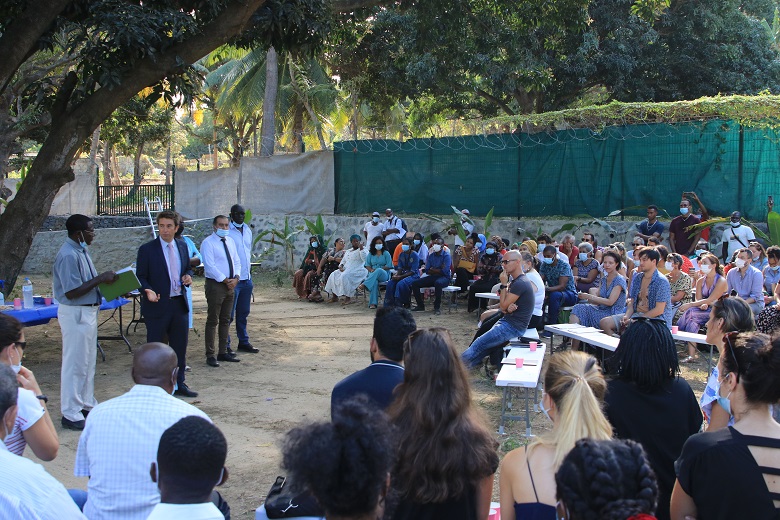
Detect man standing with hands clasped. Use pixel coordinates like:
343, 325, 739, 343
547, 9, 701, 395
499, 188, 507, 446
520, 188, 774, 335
136, 211, 197, 398
201, 215, 241, 368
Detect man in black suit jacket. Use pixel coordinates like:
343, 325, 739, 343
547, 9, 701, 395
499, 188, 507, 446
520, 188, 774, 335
136, 210, 197, 397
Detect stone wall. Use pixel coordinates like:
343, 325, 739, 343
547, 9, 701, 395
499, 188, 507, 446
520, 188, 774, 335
20, 213, 761, 275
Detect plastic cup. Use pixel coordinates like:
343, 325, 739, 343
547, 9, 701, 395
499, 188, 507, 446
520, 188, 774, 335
515, 358, 524, 368
44, 296, 52, 306
529, 341, 538, 351
13, 298, 21, 310
671, 325, 679, 334
489, 503, 501, 520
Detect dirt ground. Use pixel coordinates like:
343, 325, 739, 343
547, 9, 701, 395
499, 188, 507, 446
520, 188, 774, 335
16, 272, 712, 519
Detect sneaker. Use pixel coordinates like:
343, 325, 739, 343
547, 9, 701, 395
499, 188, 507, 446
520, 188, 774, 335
434, 309, 441, 315
61, 417, 85, 431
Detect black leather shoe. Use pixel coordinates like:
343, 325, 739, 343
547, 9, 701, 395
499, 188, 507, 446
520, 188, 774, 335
81, 409, 91, 418
206, 356, 220, 367
411, 305, 426, 312
174, 383, 198, 398
226, 347, 237, 358
61, 417, 85, 431
237, 343, 259, 353
217, 353, 241, 362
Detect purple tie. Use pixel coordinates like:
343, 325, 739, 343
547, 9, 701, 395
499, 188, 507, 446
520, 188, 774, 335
168, 242, 181, 296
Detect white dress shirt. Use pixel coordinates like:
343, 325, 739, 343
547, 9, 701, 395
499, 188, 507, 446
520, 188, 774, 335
201, 233, 241, 283
228, 222, 253, 280
146, 502, 224, 519
74, 385, 211, 520
382, 215, 405, 241
0, 442, 86, 519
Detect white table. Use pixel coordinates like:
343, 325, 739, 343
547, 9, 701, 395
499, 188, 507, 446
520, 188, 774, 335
672, 330, 714, 370
544, 324, 620, 352
496, 344, 547, 436
475, 291, 500, 322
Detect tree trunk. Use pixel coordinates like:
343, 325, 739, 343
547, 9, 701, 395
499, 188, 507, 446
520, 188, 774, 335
291, 103, 304, 153
133, 142, 144, 187
110, 146, 121, 185
287, 57, 327, 151
212, 126, 218, 169
88, 126, 101, 177
102, 140, 112, 185
259, 47, 278, 157
165, 142, 171, 184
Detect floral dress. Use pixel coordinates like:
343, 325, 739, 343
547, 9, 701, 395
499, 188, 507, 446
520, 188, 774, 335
668, 271, 693, 322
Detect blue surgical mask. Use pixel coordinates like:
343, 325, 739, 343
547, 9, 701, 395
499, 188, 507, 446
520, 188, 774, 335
372, 217, 379, 223
731, 221, 740, 227
402, 244, 410, 252
414, 240, 421, 246
540, 395, 552, 422
216, 229, 229, 238
486, 248, 495, 255
311, 242, 318, 248
695, 249, 707, 257
375, 244, 383, 250
542, 257, 554, 265
715, 374, 733, 416
79, 232, 89, 250
171, 382, 178, 396
772, 266, 780, 272
10, 346, 21, 375
578, 253, 588, 261
680, 207, 689, 215
233, 222, 244, 228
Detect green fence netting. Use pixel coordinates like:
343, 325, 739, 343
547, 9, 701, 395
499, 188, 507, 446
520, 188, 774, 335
333, 119, 780, 220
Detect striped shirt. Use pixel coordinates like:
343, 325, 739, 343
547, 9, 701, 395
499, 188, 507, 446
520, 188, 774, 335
3, 387, 44, 455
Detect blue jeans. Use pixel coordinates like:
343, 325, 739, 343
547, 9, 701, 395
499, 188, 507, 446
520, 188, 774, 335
364, 268, 390, 306
385, 274, 419, 306
546, 289, 577, 324
68, 489, 88, 510
461, 319, 525, 369
229, 278, 253, 346
411, 275, 450, 310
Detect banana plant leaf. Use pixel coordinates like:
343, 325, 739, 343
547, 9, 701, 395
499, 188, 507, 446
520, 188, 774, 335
484, 207, 494, 236
684, 217, 769, 243
608, 205, 672, 219
768, 211, 780, 246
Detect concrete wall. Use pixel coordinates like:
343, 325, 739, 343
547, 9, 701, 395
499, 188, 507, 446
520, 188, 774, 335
20, 213, 756, 275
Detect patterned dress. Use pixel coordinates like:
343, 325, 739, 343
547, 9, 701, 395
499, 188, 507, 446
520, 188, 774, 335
575, 259, 600, 292
677, 273, 721, 333
571, 273, 627, 327
668, 271, 693, 323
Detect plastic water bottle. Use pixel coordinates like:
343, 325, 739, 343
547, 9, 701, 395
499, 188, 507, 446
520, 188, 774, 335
22, 278, 34, 309
0, 280, 5, 306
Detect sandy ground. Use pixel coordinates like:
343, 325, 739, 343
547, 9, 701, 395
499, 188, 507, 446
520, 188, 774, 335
14, 272, 712, 519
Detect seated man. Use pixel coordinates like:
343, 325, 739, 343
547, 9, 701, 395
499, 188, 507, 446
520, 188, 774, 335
0, 364, 87, 519
461, 251, 534, 369
331, 307, 416, 415
539, 245, 578, 331
408, 237, 452, 315
601, 247, 672, 335
635, 205, 664, 242
75, 343, 211, 520
384, 237, 420, 308
147, 416, 229, 519
536, 234, 569, 264
726, 247, 765, 315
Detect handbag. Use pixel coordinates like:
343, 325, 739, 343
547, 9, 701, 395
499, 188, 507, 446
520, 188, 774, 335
264, 475, 324, 518
458, 259, 477, 272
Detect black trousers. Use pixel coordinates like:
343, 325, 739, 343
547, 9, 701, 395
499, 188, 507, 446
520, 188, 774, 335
145, 296, 189, 384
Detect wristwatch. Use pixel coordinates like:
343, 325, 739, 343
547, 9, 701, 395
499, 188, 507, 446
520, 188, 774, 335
35, 394, 48, 404
499, 284, 507, 290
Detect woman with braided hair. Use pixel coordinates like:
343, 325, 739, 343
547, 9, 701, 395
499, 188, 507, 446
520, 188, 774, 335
603, 318, 701, 520
672, 332, 780, 519
499, 351, 613, 520
555, 438, 659, 520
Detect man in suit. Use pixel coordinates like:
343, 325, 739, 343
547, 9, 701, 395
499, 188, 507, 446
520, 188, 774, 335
200, 215, 241, 368
136, 210, 197, 398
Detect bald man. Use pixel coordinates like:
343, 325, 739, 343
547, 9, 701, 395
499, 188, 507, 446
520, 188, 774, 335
74, 343, 211, 520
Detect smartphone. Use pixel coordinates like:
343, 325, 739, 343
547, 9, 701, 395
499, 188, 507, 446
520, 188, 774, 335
769, 195, 774, 205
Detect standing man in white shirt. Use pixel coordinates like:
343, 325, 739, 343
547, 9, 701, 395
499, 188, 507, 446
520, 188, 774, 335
0, 364, 87, 519
74, 343, 211, 520
382, 208, 406, 256
201, 215, 242, 367
53, 214, 119, 430
363, 211, 384, 244
148, 416, 229, 520
228, 204, 258, 354
721, 210, 755, 263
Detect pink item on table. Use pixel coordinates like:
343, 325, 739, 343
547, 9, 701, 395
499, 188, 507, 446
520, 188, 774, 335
671, 325, 679, 334
515, 358, 524, 368
529, 341, 538, 351
488, 502, 501, 520
13, 298, 21, 310
44, 296, 52, 306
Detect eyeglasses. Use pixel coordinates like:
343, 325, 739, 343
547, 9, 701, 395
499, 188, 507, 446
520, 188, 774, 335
14, 341, 26, 350
501, 259, 517, 264
556, 500, 570, 520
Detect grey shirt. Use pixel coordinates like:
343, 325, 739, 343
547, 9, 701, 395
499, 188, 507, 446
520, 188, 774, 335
502, 275, 535, 332
53, 238, 101, 306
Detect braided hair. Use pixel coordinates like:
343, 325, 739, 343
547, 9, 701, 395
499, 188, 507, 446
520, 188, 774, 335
555, 438, 658, 520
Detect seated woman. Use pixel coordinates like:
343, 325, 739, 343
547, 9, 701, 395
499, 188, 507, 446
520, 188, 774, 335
606, 243, 630, 279
309, 237, 346, 302
388, 328, 498, 520
384, 237, 420, 307
750, 240, 769, 272
293, 236, 326, 300
467, 241, 503, 313
0, 315, 59, 460
573, 242, 599, 293
672, 332, 780, 520
360, 236, 393, 309
280, 398, 393, 520
666, 253, 692, 323
555, 438, 658, 520
676, 253, 727, 363
698, 297, 755, 431
324, 235, 368, 305
452, 234, 480, 293
763, 246, 780, 306
500, 351, 613, 520
603, 319, 702, 520
569, 250, 626, 351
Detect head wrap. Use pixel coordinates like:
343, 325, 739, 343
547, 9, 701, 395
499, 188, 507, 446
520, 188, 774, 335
349, 234, 361, 243
522, 240, 538, 255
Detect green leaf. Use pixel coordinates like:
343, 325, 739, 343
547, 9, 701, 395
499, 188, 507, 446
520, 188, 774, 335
768, 211, 780, 246
484, 207, 494, 235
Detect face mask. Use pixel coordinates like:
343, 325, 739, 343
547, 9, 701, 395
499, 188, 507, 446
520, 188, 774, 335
700, 264, 712, 274
665, 261, 673, 271
695, 249, 707, 257
233, 222, 244, 228
542, 257, 554, 265
311, 242, 318, 248
375, 244, 383, 250
486, 248, 495, 255
372, 217, 379, 223
432, 244, 442, 253
539, 395, 552, 422
79, 232, 88, 250
414, 240, 421, 246
9, 346, 21, 375
772, 266, 780, 272
752, 251, 760, 260
216, 229, 229, 238
715, 375, 733, 416
402, 245, 410, 252
731, 221, 740, 227
735, 258, 746, 268
579, 253, 588, 261
680, 207, 689, 215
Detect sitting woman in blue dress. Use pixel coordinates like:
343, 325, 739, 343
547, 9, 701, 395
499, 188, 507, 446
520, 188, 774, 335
360, 236, 393, 309
568, 250, 627, 350
499, 351, 613, 520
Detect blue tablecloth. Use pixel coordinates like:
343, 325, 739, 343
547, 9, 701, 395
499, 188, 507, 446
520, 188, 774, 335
2, 298, 130, 327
